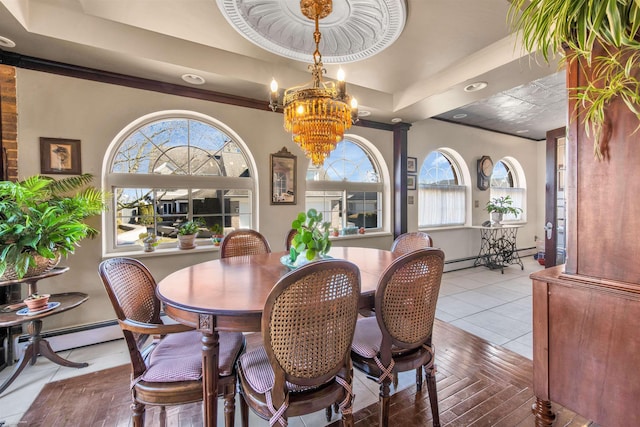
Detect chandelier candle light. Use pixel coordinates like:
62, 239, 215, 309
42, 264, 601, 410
269, 0, 358, 167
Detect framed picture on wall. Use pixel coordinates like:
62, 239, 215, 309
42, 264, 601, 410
407, 175, 416, 190
271, 147, 297, 205
407, 156, 417, 173
40, 137, 82, 175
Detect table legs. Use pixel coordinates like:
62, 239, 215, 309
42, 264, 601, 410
200, 316, 220, 427
0, 319, 88, 394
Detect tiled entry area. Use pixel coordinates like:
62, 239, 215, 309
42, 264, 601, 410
437, 255, 543, 360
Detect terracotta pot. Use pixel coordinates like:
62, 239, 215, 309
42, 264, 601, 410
24, 294, 50, 312
177, 233, 197, 249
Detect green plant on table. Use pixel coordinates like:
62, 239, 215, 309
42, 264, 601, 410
289, 209, 332, 263
485, 196, 522, 216
0, 174, 109, 279
508, 0, 640, 158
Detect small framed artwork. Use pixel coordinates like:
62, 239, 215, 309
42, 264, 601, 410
271, 147, 297, 205
407, 156, 417, 173
408, 195, 414, 205
40, 137, 82, 175
407, 175, 416, 190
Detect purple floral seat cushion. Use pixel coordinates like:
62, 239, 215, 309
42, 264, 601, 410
142, 330, 244, 382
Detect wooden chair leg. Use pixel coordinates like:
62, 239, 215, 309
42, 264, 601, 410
392, 372, 398, 389
342, 410, 354, 427
240, 392, 249, 427
378, 377, 392, 427
159, 405, 166, 427
416, 367, 423, 391
131, 401, 145, 427
223, 387, 236, 427
425, 364, 440, 427
325, 406, 333, 422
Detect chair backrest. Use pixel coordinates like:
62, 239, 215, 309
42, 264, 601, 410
284, 228, 298, 251
375, 248, 444, 351
220, 229, 272, 259
390, 231, 434, 255
98, 257, 161, 375
263, 259, 360, 388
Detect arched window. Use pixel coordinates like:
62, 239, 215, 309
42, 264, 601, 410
305, 138, 385, 233
418, 150, 466, 227
490, 158, 526, 222
103, 112, 256, 253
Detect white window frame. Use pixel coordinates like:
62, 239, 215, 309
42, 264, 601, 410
489, 157, 527, 223
101, 110, 258, 255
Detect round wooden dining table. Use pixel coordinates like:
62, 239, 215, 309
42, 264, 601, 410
156, 246, 397, 427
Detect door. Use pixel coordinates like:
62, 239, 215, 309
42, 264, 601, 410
544, 127, 567, 267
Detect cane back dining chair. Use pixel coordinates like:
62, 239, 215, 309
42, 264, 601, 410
220, 229, 272, 259
351, 248, 445, 427
284, 228, 298, 251
98, 257, 245, 427
390, 231, 434, 255
237, 259, 361, 427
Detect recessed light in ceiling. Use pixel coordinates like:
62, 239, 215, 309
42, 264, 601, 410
181, 73, 206, 85
516, 129, 529, 134
358, 110, 372, 117
0, 36, 16, 48
391, 118, 403, 123
452, 113, 467, 119
464, 81, 488, 92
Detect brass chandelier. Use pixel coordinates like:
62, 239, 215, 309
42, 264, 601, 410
269, 0, 358, 167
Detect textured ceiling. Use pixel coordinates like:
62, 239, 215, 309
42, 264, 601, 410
434, 71, 567, 140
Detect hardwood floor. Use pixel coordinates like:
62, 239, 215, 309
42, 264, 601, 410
16, 320, 594, 427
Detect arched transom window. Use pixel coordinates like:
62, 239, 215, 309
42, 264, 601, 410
489, 158, 526, 222
104, 113, 256, 253
418, 150, 466, 227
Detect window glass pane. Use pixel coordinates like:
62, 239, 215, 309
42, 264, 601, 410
490, 161, 513, 187
306, 190, 343, 230
346, 191, 380, 229
307, 140, 379, 182
418, 150, 465, 227
419, 151, 458, 185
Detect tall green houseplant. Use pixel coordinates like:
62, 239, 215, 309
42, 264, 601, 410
509, 0, 640, 157
0, 174, 109, 279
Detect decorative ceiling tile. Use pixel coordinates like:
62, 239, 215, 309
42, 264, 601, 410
216, 0, 406, 63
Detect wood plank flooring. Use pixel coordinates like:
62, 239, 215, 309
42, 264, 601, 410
19, 320, 595, 426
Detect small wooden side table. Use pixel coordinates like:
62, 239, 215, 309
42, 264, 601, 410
0, 267, 89, 395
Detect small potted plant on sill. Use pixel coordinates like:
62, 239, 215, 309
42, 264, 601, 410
485, 195, 522, 225
176, 218, 204, 250
23, 293, 51, 312
285, 209, 332, 268
210, 224, 224, 247
139, 232, 159, 252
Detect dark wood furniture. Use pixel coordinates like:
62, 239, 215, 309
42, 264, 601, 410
284, 228, 298, 251
0, 267, 89, 395
98, 258, 245, 427
473, 225, 524, 273
351, 249, 445, 427
237, 259, 360, 427
156, 246, 398, 427
532, 45, 640, 426
220, 229, 272, 259
390, 231, 433, 255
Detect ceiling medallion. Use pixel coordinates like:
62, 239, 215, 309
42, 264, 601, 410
269, 0, 358, 166
216, 0, 406, 63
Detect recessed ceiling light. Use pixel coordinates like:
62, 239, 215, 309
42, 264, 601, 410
516, 129, 529, 134
181, 73, 206, 85
391, 117, 402, 123
452, 113, 467, 119
464, 81, 488, 92
358, 110, 371, 117
0, 36, 16, 48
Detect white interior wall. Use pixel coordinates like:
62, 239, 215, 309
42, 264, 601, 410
15, 68, 546, 334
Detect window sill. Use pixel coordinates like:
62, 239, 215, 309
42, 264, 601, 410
103, 244, 220, 259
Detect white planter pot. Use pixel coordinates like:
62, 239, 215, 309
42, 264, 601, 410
490, 212, 504, 225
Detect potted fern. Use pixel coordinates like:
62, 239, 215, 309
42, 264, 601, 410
0, 174, 108, 280
176, 218, 204, 250
286, 209, 332, 268
485, 196, 522, 225
509, 0, 640, 158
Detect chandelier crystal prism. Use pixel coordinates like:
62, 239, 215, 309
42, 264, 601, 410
269, 0, 358, 167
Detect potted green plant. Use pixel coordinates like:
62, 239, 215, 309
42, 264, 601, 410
0, 173, 109, 280
176, 218, 204, 250
210, 223, 224, 247
485, 195, 522, 225
287, 209, 332, 267
139, 232, 159, 252
509, 0, 640, 158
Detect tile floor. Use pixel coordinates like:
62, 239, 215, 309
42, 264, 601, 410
0, 256, 543, 426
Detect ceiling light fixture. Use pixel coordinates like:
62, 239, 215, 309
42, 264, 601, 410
0, 36, 16, 48
181, 73, 206, 85
452, 113, 468, 119
464, 81, 488, 92
269, 0, 357, 167
391, 118, 403, 123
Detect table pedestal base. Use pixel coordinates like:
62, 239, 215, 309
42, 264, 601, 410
0, 319, 88, 394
